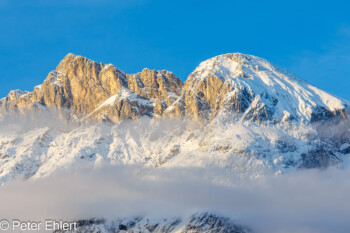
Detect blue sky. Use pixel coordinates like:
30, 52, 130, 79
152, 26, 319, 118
1, 0, 350, 99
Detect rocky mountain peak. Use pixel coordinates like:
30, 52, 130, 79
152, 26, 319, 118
57, 53, 102, 72
0, 54, 183, 122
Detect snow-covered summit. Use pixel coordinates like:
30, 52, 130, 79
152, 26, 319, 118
184, 53, 349, 123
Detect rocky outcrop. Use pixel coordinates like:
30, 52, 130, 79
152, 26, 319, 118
0, 53, 348, 124
87, 88, 155, 122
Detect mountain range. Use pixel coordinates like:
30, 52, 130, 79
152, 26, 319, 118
1, 53, 348, 124
1, 53, 350, 233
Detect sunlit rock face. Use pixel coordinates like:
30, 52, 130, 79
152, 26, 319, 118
0, 54, 183, 122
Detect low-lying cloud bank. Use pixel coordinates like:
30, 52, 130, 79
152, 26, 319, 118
0, 164, 350, 233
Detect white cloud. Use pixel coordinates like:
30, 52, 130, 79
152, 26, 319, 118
1, 165, 350, 233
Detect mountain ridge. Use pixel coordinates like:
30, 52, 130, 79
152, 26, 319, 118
0, 52, 348, 125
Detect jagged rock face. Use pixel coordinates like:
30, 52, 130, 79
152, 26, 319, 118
0, 54, 127, 119
53, 54, 126, 116
0, 52, 348, 124
0, 54, 183, 122
88, 88, 155, 122
126, 68, 183, 116
0, 90, 32, 114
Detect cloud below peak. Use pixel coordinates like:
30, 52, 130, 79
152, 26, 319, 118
1, 164, 350, 233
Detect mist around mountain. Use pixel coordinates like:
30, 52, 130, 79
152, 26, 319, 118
1, 53, 350, 232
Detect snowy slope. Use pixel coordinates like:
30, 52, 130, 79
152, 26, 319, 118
0, 116, 348, 186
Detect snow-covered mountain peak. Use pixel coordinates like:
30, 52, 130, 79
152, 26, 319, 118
191, 53, 296, 81
186, 53, 349, 122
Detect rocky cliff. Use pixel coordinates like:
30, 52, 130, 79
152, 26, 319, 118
0, 53, 183, 123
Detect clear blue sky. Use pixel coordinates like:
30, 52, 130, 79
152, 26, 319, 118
1, 0, 350, 99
